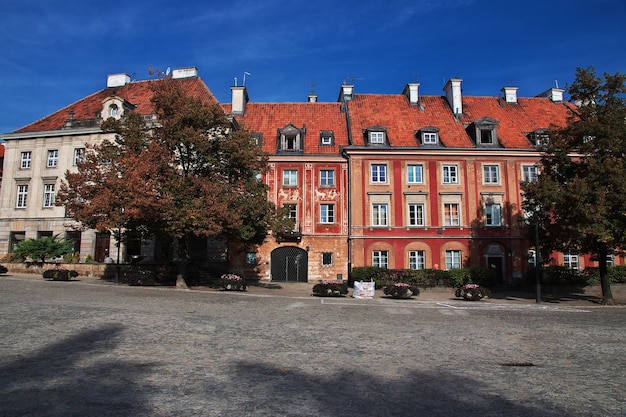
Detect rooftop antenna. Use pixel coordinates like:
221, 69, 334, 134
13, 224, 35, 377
165, 67, 171, 76
243, 71, 251, 86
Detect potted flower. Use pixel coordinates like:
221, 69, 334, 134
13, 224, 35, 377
383, 282, 419, 299
455, 283, 491, 301
312, 280, 348, 297
219, 274, 247, 291
42, 267, 79, 281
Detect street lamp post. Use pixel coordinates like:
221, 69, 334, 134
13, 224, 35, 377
533, 220, 542, 304
519, 212, 542, 304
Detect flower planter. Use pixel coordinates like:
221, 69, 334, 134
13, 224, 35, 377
383, 283, 420, 299
312, 280, 348, 297
219, 274, 247, 291
455, 284, 491, 301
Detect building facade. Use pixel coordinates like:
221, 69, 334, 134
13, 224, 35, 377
1, 69, 621, 281
0, 68, 218, 263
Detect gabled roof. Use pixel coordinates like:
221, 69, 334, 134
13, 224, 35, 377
459, 96, 574, 148
347, 94, 474, 148
224, 102, 349, 155
15, 77, 217, 133
346, 92, 574, 149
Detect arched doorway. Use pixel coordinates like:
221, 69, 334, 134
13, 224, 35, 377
271, 246, 308, 282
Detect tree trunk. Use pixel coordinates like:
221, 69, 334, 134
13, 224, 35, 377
598, 248, 614, 305
175, 261, 188, 289
174, 236, 189, 289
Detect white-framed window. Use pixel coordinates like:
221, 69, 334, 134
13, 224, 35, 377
442, 164, 458, 184
283, 203, 298, 231
43, 184, 56, 208
73, 148, 85, 165
16, 185, 28, 208
607, 254, 615, 267
522, 165, 539, 182
485, 203, 502, 226
409, 250, 425, 270
408, 203, 424, 226
445, 250, 462, 270
371, 164, 387, 183
320, 169, 335, 187
320, 204, 334, 224
20, 151, 32, 169
370, 131, 385, 144
282, 170, 298, 186
564, 254, 579, 270
372, 250, 389, 268
371, 203, 388, 226
47, 150, 59, 168
443, 203, 460, 226
423, 132, 438, 144
407, 164, 423, 184
483, 165, 500, 184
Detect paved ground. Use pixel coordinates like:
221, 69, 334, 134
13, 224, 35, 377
0, 274, 625, 416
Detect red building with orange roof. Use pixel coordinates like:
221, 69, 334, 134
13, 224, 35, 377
225, 88, 350, 282
341, 80, 601, 284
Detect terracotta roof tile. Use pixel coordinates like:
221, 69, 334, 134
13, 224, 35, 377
346, 93, 573, 149
228, 102, 348, 155
15, 77, 217, 133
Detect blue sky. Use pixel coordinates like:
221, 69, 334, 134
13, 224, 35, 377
1, 0, 625, 133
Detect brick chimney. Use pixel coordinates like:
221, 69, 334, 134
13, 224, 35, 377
172, 67, 198, 79
402, 83, 420, 105
502, 86, 519, 104
444, 78, 463, 115
536, 87, 564, 102
231, 86, 249, 115
107, 73, 130, 88
338, 84, 354, 102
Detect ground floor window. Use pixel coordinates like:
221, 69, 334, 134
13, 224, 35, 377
372, 250, 388, 268
564, 253, 579, 270
322, 252, 333, 266
408, 250, 425, 269
66, 231, 82, 254
445, 250, 462, 270
9, 231, 25, 252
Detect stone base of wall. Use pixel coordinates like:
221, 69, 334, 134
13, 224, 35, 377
4, 262, 117, 279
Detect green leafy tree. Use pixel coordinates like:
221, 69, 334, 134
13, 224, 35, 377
13, 235, 74, 264
522, 67, 626, 304
58, 74, 280, 287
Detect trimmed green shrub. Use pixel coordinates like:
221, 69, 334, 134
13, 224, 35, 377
351, 267, 463, 289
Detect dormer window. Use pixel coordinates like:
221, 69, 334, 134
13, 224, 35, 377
109, 104, 119, 118
472, 117, 499, 147
364, 126, 387, 145
528, 129, 550, 148
102, 96, 133, 121
278, 124, 304, 152
320, 130, 334, 145
370, 131, 384, 144
418, 126, 440, 146
251, 132, 263, 147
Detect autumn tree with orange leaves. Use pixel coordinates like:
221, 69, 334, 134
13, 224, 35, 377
58, 76, 279, 287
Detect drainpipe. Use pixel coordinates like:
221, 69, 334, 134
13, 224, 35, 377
341, 97, 354, 285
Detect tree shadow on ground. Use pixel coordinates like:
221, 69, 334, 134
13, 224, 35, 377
0, 324, 155, 416
489, 288, 605, 305
199, 360, 576, 417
